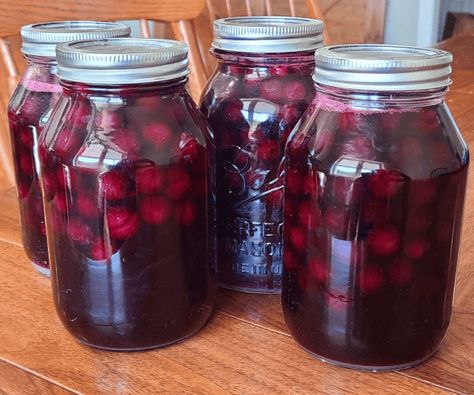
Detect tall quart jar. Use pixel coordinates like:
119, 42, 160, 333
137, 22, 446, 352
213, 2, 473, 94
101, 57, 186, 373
39, 39, 217, 350
200, 16, 324, 293
282, 45, 469, 370
7, 21, 131, 276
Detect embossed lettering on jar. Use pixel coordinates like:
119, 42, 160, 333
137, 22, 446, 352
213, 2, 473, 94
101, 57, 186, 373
39, 39, 217, 350
7, 21, 130, 276
282, 45, 469, 370
200, 16, 324, 293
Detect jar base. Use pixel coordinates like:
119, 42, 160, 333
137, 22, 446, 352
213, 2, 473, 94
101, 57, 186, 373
298, 344, 438, 372
220, 283, 281, 295
32, 261, 50, 277
70, 316, 212, 352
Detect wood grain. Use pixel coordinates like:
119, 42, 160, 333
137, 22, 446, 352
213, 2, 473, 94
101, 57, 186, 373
0, 0, 206, 36
0, 359, 75, 395
0, 240, 455, 394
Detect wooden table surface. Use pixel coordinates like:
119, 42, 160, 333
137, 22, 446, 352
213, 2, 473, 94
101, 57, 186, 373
1, 34, 474, 395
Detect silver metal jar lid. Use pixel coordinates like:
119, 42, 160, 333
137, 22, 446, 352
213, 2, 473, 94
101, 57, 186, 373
56, 39, 190, 85
314, 44, 453, 91
212, 16, 324, 53
21, 21, 131, 58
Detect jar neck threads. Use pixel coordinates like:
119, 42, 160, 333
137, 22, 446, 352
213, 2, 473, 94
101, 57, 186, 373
211, 49, 315, 67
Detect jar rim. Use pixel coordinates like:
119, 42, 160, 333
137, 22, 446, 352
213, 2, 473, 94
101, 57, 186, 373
21, 21, 131, 58
56, 38, 190, 85
313, 44, 453, 91
212, 16, 324, 54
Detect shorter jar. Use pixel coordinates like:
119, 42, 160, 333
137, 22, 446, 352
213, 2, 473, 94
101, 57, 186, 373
8, 21, 130, 276
282, 45, 469, 370
201, 16, 324, 293
39, 39, 216, 350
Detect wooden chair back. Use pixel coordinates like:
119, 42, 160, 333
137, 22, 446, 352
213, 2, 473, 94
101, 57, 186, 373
0, 0, 208, 188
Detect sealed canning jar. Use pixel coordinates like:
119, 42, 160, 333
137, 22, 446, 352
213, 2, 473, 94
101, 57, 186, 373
39, 39, 216, 350
7, 21, 131, 276
200, 16, 324, 293
283, 45, 469, 370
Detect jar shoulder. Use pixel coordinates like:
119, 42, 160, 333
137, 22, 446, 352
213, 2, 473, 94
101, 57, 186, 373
288, 102, 468, 180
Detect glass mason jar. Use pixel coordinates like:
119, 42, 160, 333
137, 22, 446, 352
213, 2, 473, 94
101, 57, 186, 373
283, 45, 469, 370
7, 21, 131, 276
39, 39, 217, 350
200, 16, 324, 293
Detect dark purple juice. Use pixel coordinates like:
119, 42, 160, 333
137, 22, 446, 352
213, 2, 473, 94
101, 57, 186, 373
8, 76, 61, 274
40, 81, 216, 350
201, 52, 316, 292
282, 96, 468, 369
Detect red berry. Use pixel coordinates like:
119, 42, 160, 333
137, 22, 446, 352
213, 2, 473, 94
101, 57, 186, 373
405, 239, 428, 259
140, 196, 171, 224
166, 168, 191, 200
106, 207, 138, 240
284, 80, 307, 101
68, 219, 92, 245
143, 121, 172, 148
89, 237, 112, 261
135, 166, 165, 195
279, 104, 300, 125
228, 64, 244, 76
177, 199, 197, 225
265, 187, 283, 207
257, 139, 280, 162
101, 171, 127, 200
368, 227, 400, 256
303, 173, 318, 197
286, 168, 303, 194
298, 200, 314, 228
309, 257, 328, 284
289, 225, 307, 251
19, 153, 33, 176
389, 259, 413, 286
270, 65, 290, 77
359, 265, 384, 293
77, 193, 97, 218
260, 78, 283, 102
323, 205, 348, 236
54, 193, 68, 214
179, 133, 201, 163
222, 100, 243, 122
112, 128, 139, 154
368, 169, 406, 199
19, 126, 34, 148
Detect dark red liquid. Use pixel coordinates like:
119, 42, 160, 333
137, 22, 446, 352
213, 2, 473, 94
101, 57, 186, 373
40, 82, 216, 350
282, 98, 468, 369
200, 51, 315, 292
8, 77, 61, 272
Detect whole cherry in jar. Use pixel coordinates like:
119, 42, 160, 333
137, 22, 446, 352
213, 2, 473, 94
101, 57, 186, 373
283, 45, 469, 370
39, 39, 217, 350
8, 21, 130, 276
200, 16, 324, 293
